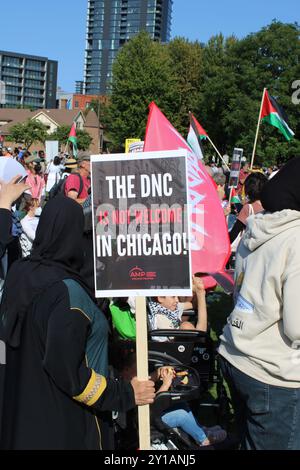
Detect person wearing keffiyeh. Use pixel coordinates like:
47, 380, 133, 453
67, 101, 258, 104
148, 276, 208, 342
148, 298, 182, 331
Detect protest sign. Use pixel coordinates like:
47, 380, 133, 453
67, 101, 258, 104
125, 138, 141, 153
45, 141, 59, 163
228, 148, 244, 188
129, 141, 144, 153
91, 150, 192, 297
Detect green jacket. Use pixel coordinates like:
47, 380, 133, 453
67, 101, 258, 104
110, 303, 136, 340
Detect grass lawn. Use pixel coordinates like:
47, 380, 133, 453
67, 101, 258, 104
207, 287, 234, 342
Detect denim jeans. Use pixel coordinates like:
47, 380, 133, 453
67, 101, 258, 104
220, 357, 300, 450
161, 405, 207, 444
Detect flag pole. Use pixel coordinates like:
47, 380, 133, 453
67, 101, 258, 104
251, 88, 266, 170
207, 136, 230, 172
63, 140, 69, 156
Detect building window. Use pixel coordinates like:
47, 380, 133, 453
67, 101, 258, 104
75, 101, 79, 108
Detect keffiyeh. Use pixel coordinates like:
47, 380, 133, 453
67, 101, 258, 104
148, 300, 182, 331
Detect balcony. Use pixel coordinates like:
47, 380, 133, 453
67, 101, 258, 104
25, 65, 46, 72
24, 82, 45, 90
24, 73, 45, 80
1, 62, 22, 69
1, 77, 22, 86
1, 70, 22, 78
24, 92, 45, 99
6, 89, 22, 96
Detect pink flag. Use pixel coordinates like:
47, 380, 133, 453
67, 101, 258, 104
144, 102, 230, 282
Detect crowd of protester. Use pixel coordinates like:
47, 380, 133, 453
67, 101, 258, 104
0, 145, 300, 450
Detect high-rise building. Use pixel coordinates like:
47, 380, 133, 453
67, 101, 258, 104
75, 80, 84, 94
0, 50, 58, 109
84, 0, 173, 95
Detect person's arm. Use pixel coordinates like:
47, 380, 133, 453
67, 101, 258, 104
67, 190, 86, 205
0, 176, 30, 256
156, 368, 175, 394
65, 174, 86, 205
43, 284, 155, 413
193, 276, 208, 332
0, 175, 30, 211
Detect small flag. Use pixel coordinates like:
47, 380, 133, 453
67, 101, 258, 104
66, 98, 72, 110
68, 123, 78, 158
261, 90, 295, 141
187, 113, 208, 159
231, 195, 241, 204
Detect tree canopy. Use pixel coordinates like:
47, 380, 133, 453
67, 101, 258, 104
8, 119, 48, 149
104, 22, 300, 165
106, 31, 178, 150
48, 126, 93, 151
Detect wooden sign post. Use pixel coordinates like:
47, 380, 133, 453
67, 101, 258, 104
135, 296, 150, 450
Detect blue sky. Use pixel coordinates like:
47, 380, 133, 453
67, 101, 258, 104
1, 0, 299, 92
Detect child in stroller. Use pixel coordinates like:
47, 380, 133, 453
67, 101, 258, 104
156, 366, 227, 447
147, 275, 208, 341
114, 344, 226, 449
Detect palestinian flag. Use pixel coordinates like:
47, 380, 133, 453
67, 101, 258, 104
187, 112, 208, 159
261, 90, 294, 141
68, 123, 78, 157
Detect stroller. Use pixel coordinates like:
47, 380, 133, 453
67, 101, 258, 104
148, 328, 234, 450
111, 312, 234, 450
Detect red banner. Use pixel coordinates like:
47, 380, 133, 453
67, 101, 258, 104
144, 102, 230, 285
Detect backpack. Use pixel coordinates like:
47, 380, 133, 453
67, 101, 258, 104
48, 173, 84, 200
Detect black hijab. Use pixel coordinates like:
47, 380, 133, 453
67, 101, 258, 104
0, 195, 91, 347
261, 157, 300, 213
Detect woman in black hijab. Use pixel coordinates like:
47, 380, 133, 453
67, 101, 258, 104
0, 196, 154, 450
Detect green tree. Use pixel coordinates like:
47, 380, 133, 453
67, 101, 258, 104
167, 38, 204, 135
8, 119, 48, 149
104, 22, 300, 166
226, 21, 300, 165
106, 31, 179, 150
49, 126, 93, 151
196, 34, 239, 155
198, 21, 300, 164
85, 98, 109, 127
